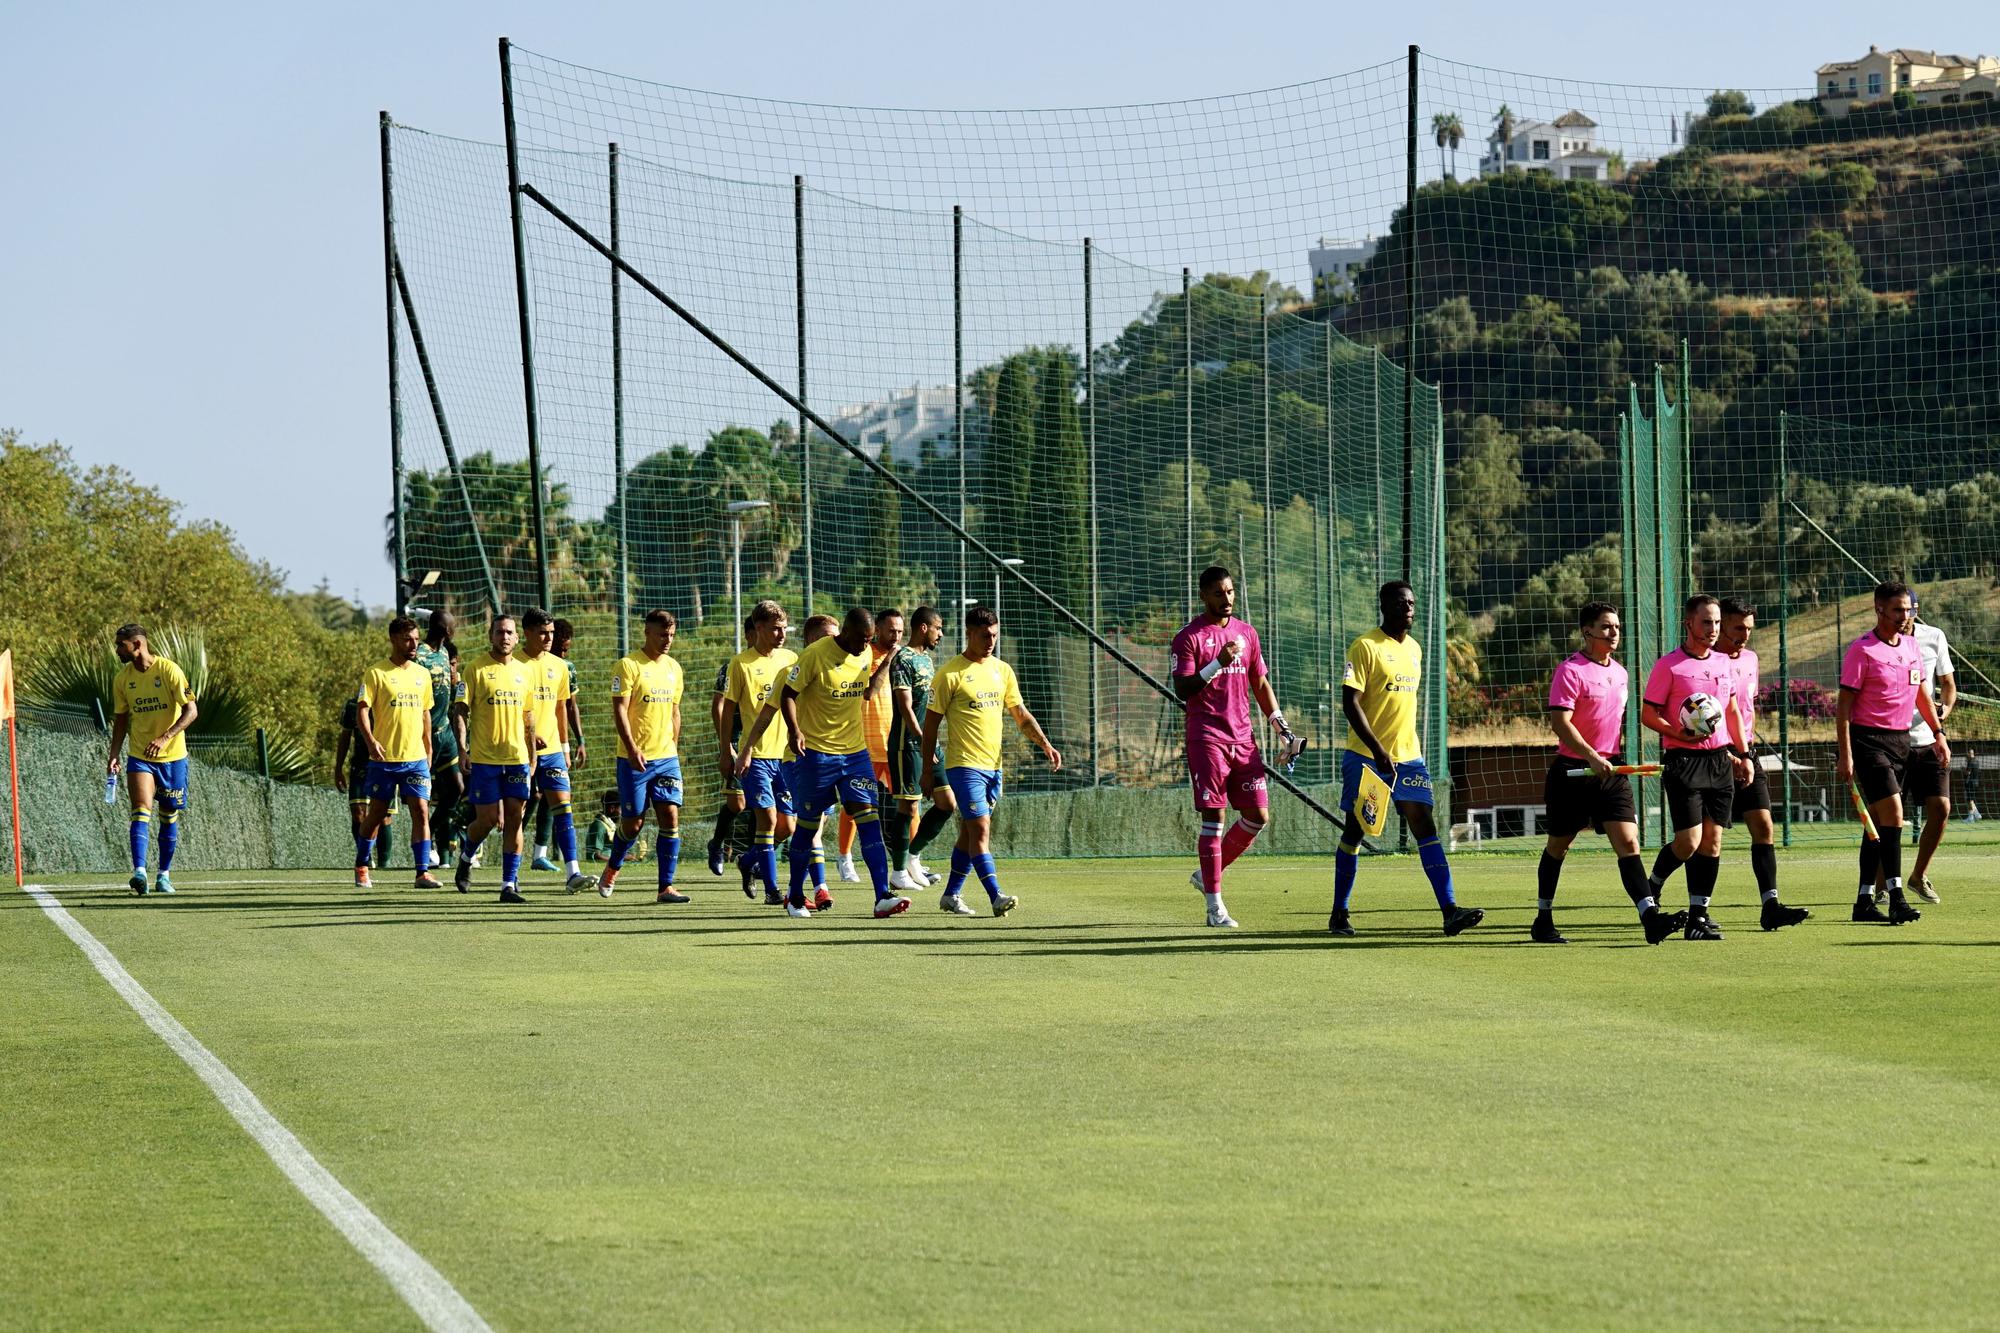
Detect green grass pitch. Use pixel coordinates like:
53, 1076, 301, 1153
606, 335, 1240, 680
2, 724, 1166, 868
7, 846, 1998, 1328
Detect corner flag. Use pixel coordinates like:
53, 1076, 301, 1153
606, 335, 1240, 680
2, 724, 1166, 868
1, 649, 21, 885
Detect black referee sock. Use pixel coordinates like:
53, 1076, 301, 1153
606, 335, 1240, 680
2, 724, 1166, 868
1750, 842, 1780, 903
1536, 853, 1562, 912
1647, 846, 1685, 893
1618, 854, 1656, 920
1686, 853, 1721, 915
1879, 825, 1906, 902
1857, 838, 1882, 900
712, 802, 736, 853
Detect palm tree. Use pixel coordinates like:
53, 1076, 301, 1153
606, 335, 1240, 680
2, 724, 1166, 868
1432, 112, 1465, 178
1493, 104, 1516, 171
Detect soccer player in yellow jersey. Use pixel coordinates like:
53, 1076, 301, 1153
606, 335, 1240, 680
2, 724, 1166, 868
720, 600, 803, 911
601, 609, 687, 903
452, 615, 539, 902
919, 604, 1062, 916
106, 623, 198, 896
516, 608, 597, 894
353, 615, 438, 890
844, 608, 904, 883
739, 606, 909, 917
1329, 581, 1483, 939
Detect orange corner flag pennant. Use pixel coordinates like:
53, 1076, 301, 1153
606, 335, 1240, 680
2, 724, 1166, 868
0, 648, 14, 722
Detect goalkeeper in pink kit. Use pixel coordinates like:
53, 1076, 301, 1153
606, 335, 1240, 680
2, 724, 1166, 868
1170, 565, 1303, 928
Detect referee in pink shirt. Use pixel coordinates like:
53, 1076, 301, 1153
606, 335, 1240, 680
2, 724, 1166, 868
1534, 601, 1685, 944
1838, 581, 1950, 925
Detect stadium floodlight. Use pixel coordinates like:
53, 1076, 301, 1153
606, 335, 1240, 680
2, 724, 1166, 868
725, 500, 771, 650
394, 568, 441, 616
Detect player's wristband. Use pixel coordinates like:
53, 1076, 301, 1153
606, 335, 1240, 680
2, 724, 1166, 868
1197, 658, 1224, 684
1269, 711, 1290, 734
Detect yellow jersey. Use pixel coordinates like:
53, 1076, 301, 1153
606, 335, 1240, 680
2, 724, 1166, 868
462, 653, 534, 766
1342, 627, 1423, 763
788, 634, 872, 756
861, 643, 895, 762
727, 645, 798, 761
612, 651, 683, 763
356, 659, 433, 764
928, 653, 1022, 772
113, 656, 196, 762
514, 650, 572, 757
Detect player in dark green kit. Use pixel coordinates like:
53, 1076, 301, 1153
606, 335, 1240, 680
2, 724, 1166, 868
887, 605, 956, 890
414, 609, 465, 868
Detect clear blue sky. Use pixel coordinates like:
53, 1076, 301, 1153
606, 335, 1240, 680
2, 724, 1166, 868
1, 0, 1977, 604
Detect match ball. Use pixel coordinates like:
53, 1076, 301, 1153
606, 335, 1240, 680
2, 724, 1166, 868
1679, 692, 1724, 739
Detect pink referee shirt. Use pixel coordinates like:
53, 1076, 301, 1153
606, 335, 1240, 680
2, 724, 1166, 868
1547, 651, 1626, 759
1728, 647, 1760, 744
1840, 630, 1923, 730
1170, 615, 1265, 748
1644, 647, 1737, 752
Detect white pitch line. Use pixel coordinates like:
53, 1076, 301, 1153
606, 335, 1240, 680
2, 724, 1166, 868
23, 885, 491, 1333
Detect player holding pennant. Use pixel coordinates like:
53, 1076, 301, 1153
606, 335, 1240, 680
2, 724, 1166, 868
1639, 594, 1756, 940
1170, 565, 1301, 929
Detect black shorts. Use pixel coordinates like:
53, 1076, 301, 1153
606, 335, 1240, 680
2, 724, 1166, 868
1543, 756, 1638, 838
1664, 748, 1736, 832
1902, 746, 1950, 805
1731, 765, 1772, 819
886, 727, 942, 801
1852, 725, 1910, 805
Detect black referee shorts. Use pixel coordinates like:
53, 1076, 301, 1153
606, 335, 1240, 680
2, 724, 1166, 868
1902, 744, 1949, 805
1664, 748, 1736, 832
1731, 765, 1773, 820
1852, 724, 1910, 806
1543, 756, 1638, 838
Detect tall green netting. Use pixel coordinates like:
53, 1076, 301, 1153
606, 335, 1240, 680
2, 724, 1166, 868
385, 43, 2000, 854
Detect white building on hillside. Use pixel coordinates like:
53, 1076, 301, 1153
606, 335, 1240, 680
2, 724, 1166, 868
1478, 111, 1615, 181
825, 383, 959, 465
1816, 46, 2000, 116
1308, 236, 1376, 303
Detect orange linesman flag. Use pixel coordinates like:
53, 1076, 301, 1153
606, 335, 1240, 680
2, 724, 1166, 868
0, 648, 14, 720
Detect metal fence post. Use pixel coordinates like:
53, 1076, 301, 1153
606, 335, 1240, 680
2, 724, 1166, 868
1084, 236, 1099, 786
797, 175, 812, 614
1183, 268, 1194, 605
1778, 410, 1792, 848
498, 38, 552, 611
256, 728, 270, 779
380, 112, 408, 615
1401, 43, 1420, 581
610, 141, 629, 653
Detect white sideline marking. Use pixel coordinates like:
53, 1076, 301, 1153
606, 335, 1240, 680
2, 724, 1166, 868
23, 885, 491, 1333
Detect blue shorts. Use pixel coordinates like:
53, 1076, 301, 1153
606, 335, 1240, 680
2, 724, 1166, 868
617, 756, 684, 819
1339, 751, 1435, 812
741, 756, 796, 814
946, 767, 1004, 819
792, 749, 878, 819
467, 761, 532, 807
532, 750, 572, 797
128, 757, 189, 812
365, 758, 432, 803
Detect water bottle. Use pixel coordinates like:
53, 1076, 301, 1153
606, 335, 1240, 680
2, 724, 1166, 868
103, 772, 120, 804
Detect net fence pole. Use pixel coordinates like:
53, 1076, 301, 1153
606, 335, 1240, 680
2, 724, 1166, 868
964, 202, 972, 648
498, 37, 552, 610
610, 141, 629, 654
1326, 321, 1339, 703
1260, 290, 1274, 692
1401, 43, 1419, 581
1084, 236, 1099, 786
1681, 343, 1694, 602
1372, 351, 1383, 577
1778, 410, 1792, 848
379, 111, 407, 614
796, 175, 812, 614
393, 257, 502, 615
1183, 267, 1193, 608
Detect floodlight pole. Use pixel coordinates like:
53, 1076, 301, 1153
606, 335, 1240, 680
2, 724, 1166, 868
380, 111, 408, 615
499, 37, 552, 611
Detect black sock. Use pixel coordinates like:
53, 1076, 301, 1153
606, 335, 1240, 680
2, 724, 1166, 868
1879, 825, 1905, 901
1858, 838, 1882, 898
713, 803, 736, 851
1750, 842, 1778, 902
1618, 854, 1650, 906
534, 801, 554, 847
1686, 853, 1721, 913
1648, 845, 1685, 890
1536, 853, 1562, 911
